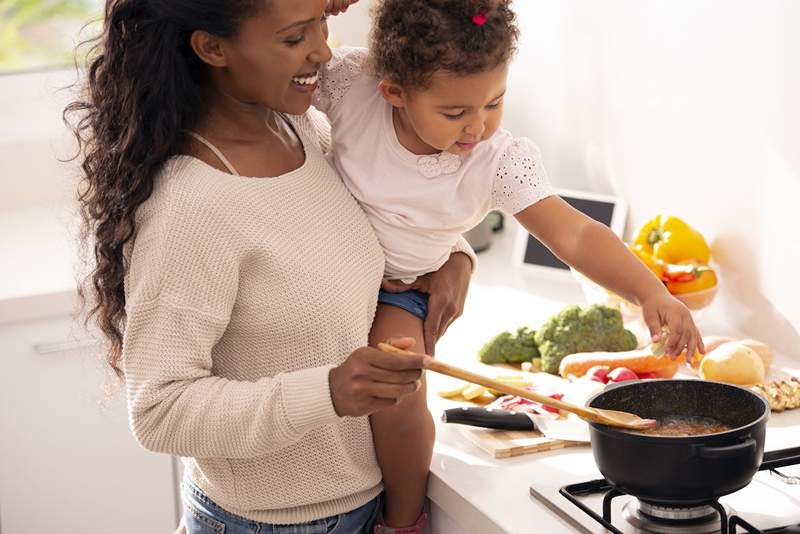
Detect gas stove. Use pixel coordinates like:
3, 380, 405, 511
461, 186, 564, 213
529, 447, 800, 533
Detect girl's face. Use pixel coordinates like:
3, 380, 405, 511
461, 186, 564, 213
204, 0, 332, 115
383, 63, 509, 156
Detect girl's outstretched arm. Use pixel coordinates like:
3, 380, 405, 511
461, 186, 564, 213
515, 196, 704, 358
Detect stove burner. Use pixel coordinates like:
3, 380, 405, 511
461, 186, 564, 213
637, 500, 720, 522
553, 448, 800, 534
623, 499, 730, 533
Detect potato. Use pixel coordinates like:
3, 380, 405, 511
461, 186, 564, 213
702, 335, 735, 354
738, 339, 773, 370
699, 342, 765, 385
438, 382, 469, 398
462, 384, 488, 400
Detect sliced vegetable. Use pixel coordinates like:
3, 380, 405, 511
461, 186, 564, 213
585, 365, 611, 384
438, 382, 469, 398
462, 384, 488, 400
607, 367, 638, 383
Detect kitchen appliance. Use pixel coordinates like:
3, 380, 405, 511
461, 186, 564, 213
529, 446, 800, 533
463, 211, 503, 253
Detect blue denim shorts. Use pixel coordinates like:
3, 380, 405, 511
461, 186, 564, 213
181, 475, 382, 533
377, 289, 429, 320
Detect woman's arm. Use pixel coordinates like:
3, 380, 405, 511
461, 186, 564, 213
515, 196, 703, 357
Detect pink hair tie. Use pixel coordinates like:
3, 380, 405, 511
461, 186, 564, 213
471, 10, 488, 26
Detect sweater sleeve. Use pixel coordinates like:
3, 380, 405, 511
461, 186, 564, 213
122, 182, 340, 459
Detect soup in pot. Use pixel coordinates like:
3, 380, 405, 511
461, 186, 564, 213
634, 415, 730, 437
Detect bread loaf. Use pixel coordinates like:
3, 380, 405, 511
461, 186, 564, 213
751, 378, 800, 412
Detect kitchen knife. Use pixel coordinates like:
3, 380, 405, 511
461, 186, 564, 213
442, 406, 536, 431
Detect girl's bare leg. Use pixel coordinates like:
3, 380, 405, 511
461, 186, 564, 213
369, 303, 433, 528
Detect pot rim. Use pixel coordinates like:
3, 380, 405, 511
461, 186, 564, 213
587, 378, 770, 442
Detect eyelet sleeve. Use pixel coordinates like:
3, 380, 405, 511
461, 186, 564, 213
491, 137, 555, 214
313, 46, 369, 116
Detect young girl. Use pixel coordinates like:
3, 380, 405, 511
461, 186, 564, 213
317, 0, 705, 532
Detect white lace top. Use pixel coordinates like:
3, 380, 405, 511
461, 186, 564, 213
314, 47, 555, 282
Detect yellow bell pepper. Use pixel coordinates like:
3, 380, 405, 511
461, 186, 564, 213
634, 215, 711, 265
627, 243, 665, 278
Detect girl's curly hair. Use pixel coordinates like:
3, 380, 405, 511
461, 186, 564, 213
65, 0, 260, 375
370, 0, 519, 90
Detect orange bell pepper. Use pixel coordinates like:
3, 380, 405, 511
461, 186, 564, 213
663, 264, 717, 294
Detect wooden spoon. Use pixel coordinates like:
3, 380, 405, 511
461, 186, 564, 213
378, 343, 657, 431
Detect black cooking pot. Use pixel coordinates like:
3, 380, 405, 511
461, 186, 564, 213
587, 379, 769, 505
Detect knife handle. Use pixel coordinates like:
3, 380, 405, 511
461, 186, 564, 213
442, 406, 535, 431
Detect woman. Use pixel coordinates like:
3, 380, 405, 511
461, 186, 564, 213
66, 0, 473, 531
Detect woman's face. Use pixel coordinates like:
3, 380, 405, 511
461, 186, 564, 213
214, 0, 332, 115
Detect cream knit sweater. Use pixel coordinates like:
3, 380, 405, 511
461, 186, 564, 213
122, 111, 474, 524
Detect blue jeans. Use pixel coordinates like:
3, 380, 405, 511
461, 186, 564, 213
377, 289, 429, 320
181, 476, 382, 533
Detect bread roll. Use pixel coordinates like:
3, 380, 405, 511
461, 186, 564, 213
699, 342, 765, 385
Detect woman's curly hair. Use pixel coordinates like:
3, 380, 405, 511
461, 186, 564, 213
65, 0, 260, 375
370, 0, 519, 90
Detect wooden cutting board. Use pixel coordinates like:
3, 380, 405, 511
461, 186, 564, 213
453, 424, 584, 459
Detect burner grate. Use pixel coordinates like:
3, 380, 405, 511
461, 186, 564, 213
553, 447, 800, 534
559, 480, 761, 534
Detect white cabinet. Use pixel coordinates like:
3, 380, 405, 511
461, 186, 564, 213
0, 312, 179, 534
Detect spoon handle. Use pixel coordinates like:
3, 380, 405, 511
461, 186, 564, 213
424, 357, 601, 421
376, 342, 601, 420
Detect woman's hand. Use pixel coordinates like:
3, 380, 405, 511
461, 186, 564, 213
327, 0, 359, 16
381, 252, 472, 355
329, 337, 429, 417
640, 292, 705, 360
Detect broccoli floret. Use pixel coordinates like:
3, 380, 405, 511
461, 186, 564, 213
535, 304, 637, 374
478, 326, 540, 364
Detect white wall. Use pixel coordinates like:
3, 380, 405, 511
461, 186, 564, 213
329, 1, 799, 354
0, 68, 80, 210
1, 4, 796, 352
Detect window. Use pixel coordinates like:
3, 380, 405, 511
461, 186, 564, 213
0, 0, 102, 74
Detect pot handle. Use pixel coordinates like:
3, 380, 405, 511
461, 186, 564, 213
693, 439, 757, 459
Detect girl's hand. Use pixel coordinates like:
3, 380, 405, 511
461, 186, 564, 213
327, 0, 359, 16
328, 337, 428, 417
640, 292, 705, 359
381, 252, 472, 355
